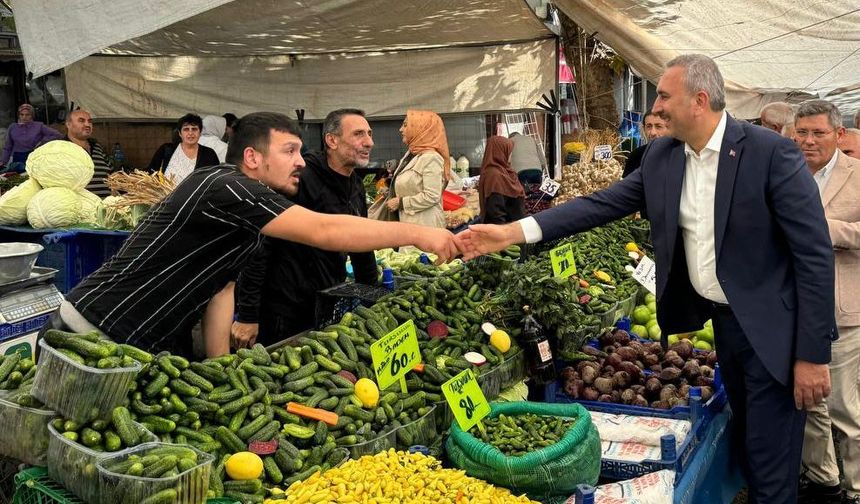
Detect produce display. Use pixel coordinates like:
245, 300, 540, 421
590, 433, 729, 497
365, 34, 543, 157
267, 449, 538, 504
0, 349, 37, 394
49, 406, 149, 452
559, 328, 719, 409
0, 177, 40, 224
630, 294, 715, 351
551, 130, 623, 207
470, 413, 575, 457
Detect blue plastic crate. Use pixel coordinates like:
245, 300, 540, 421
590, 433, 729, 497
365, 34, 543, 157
0, 227, 130, 293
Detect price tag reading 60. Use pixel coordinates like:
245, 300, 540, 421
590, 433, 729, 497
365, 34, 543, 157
370, 320, 421, 392
442, 369, 490, 432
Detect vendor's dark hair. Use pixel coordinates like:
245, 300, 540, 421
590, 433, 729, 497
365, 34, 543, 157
177, 113, 203, 131
223, 113, 238, 128
226, 112, 302, 165
643, 109, 659, 121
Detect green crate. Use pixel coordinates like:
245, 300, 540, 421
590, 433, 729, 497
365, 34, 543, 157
13, 467, 83, 504
12, 467, 238, 504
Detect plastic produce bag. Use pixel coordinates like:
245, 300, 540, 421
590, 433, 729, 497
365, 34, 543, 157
446, 401, 601, 501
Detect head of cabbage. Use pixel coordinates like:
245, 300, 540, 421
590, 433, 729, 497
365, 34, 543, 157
0, 178, 41, 225
27, 187, 82, 229
26, 140, 94, 191
77, 190, 102, 226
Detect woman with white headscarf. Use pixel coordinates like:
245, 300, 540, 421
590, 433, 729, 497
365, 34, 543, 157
199, 115, 229, 163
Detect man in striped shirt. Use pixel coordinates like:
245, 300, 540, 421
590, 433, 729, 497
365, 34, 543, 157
58, 112, 460, 357
64, 109, 114, 197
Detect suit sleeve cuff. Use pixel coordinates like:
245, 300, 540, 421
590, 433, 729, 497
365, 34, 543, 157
519, 217, 543, 244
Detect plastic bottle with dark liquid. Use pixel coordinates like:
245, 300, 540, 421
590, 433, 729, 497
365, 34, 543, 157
521, 305, 556, 385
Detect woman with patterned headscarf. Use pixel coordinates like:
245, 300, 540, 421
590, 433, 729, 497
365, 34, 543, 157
478, 135, 525, 224
1, 104, 63, 171
385, 110, 450, 228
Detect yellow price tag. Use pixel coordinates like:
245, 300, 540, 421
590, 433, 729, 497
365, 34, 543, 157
370, 320, 421, 392
442, 369, 491, 432
550, 243, 577, 278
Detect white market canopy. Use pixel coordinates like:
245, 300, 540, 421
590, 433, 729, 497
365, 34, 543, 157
555, 0, 860, 118
13, 0, 557, 119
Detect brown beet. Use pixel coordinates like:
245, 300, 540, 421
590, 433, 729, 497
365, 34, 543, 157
633, 394, 649, 407
682, 360, 701, 379
615, 347, 638, 362
603, 346, 616, 354
602, 365, 616, 376
594, 376, 614, 395
577, 360, 601, 373
612, 371, 632, 389
605, 353, 624, 369
706, 351, 719, 367
663, 350, 685, 369
700, 387, 714, 402
581, 346, 606, 358
630, 384, 646, 396
678, 383, 691, 399
598, 331, 617, 348
668, 396, 687, 407
598, 394, 613, 403
699, 365, 714, 378
560, 367, 578, 381
583, 387, 600, 401
611, 390, 622, 403
621, 388, 636, 404
660, 366, 683, 382
643, 354, 660, 367
694, 376, 715, 388
659, 384, 678, 402
628, 340, 645, 356
581, 366, 598, 385
646, 342, 663, 356
613, 329, 632, 345
618, 361, 643, 381
564, 379, 584, 398
650, 364, 663, 373
670, 340, 694, 360
645, 377, 662, 397
651, 400, 671, 410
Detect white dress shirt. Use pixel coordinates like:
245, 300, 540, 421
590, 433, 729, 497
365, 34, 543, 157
812, 150, 838, 196
678, 111, 728, 303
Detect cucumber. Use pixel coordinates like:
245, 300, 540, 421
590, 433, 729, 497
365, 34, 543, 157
104, 431, 122, 451
305, 390, 327, 408
282, 423, 315, 440
147, 445, 198, 461
169, 379, 200, 398
209, 388, 243, 404
142, 455, 178, 478
236, 413, 271, 441
228, 408, 248, 432
313, 421, 328, 445
263, 456, 283, 484
283, 346, 302, 370
111, 406, 139, 446
282, 376, 315, 392
285, 362, 318, 382
140, 415, 176, 434
174, 426, 214, 444
180, 369, 214, 392
156, 356, 181, 378
144, 373, 170, 398
250, 343, 271, 365
215, 426, 247, 453
295, 337, 330, 357
224, 478, 263, 494
318, 396, 339, 410
314, 354, 341, 373
118, 344, 154, 363
140, 488, 177, 504
190, 361, 227, 384
343, 405, 375, 423
248, 420, 280, 442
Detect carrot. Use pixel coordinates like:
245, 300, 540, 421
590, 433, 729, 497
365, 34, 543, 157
286, 402, 339, 426
413, 363, 425, 373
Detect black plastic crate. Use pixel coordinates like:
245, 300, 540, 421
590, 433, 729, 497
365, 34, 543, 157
314, 282, 390, 328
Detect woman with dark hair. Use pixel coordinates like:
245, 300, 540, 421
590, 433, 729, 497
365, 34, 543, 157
478, 135, 525, 224
148, 113, 220, 182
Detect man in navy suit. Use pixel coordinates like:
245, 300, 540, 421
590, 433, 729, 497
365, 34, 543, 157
457, 54, 836, 503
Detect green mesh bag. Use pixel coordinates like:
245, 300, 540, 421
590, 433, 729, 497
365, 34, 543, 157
446, 401, 600, 501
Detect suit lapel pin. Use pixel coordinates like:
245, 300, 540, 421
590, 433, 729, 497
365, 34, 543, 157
729, 149, 736, 158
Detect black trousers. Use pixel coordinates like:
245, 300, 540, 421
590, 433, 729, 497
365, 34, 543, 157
712, 304, 806, 504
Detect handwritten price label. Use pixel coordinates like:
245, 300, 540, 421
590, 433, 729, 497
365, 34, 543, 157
632, 255, 657, 295
550, 243, 577, 278
442, 369, 490, 432
594, 144, 613, 161
539, 177, 561, 197
370, 320, 421, 392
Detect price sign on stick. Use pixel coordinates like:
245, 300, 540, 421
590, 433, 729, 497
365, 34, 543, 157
632, 255, 657, 295
370, 320, 421, 392
594, 144, 613, 161
539, 177, 561, 197
442, 369, 490, 432
550, 243, 577, 279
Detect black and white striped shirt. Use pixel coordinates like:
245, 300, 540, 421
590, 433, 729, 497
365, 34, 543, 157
66, 165, 293, 356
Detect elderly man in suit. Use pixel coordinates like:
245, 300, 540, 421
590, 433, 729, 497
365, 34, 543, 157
456, 54, 836, 503
795, 99, 860, 504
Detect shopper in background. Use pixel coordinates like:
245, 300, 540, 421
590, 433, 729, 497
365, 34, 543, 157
478, 135, 525, 224
234, 108, 378, 347
793, 99, 860, 504
457, 54, 836, 504
509, 131, 546, 185
839, 128, 860, 159
623, 109, 669, 178
63, 109, 114, 197
760, 102, 796, 134
384, 109, 448, 229
147, 113, 220, 183
1, 103, 63, 172
199, 115, 229, 163
223, 112, 238, 142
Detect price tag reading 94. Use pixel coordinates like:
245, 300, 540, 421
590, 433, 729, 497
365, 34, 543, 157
370, 320, 421, 392
550, 243, 577, 279
442, 369, 491, 432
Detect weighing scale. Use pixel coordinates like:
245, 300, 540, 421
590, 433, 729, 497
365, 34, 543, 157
0, 267, 63, 359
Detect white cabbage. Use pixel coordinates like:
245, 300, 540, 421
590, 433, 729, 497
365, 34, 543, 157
0, 178, 41, 225
26, 187, 82, 229
26, 141, 94, 190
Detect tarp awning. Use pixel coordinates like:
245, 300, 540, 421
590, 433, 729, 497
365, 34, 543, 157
554, 0, 860, 117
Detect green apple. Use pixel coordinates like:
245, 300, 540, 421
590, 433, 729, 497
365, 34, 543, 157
631, 324, 648, 338
694, 326, 714, 344
644, 293, 657, 305
704, 319, 713, 328
648, 324, 662, 341
646, 319, 659, 330
646, 301, 657, 314
667, 334, 680, 345
632, 306, 651, 325
694, 340, 712, 351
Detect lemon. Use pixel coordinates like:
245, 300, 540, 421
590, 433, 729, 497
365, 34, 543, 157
625, 242, 639, 253
225, 452, 264, 480
489, 329, 511, 353
355, 378, 380, 408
